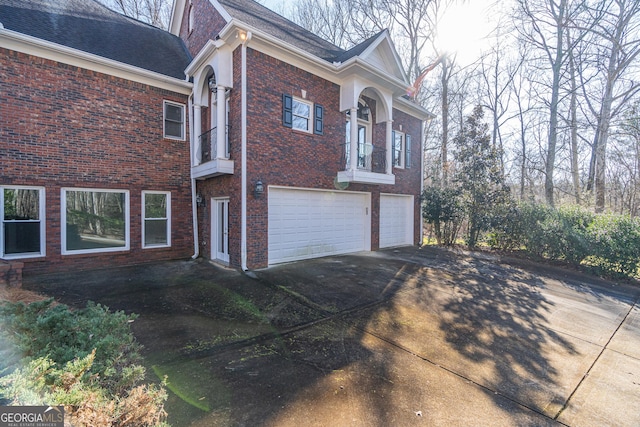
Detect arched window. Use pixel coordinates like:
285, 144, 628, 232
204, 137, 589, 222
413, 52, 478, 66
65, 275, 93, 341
188, 5, 194, 33
346, 99, 372, 170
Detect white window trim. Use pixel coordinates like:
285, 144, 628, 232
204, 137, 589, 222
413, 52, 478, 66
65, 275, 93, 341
346, 108, 373, 170
142, 191, 171, 249
163, 100, 186, 140
393, 130, 405, 169
292, 97, 313, 133
1, 185, 46, 259
61, 188, 130, 255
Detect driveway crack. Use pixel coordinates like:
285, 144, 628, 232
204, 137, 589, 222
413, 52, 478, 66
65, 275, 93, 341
554, 293, 640, 421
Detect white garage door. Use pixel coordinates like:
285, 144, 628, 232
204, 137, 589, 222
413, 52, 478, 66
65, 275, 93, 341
380, 194, 414, 248
268, 187, 370, 264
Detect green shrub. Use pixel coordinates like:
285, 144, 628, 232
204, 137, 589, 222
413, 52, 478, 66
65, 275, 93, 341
486, 200, 524, 251
0, 300, 142, 394
586, 214, 640, 278
421, 186, 464, 246
0, 352, 169, 427
516, 204, 592, 266
484, 202, 639, 279
0, 299, 169, 426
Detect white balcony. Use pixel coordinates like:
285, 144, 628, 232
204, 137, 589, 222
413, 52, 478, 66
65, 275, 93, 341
191, 127, 234, 180
337, 143, 395, 185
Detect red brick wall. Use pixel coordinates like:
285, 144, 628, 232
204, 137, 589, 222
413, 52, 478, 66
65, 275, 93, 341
179, 0, 228, 58
1, 49, 194, 275
242, 48, 423, 268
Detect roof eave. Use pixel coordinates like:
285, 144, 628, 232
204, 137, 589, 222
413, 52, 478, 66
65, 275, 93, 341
335, 57, 409, 97
1, 28, 192, 94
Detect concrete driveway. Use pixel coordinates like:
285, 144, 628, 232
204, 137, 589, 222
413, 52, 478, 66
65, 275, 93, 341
24, 246, 640, 426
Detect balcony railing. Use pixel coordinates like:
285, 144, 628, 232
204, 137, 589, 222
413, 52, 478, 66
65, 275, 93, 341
192, 125, 234, 179
341, 143, 387, 174
199, 126, 231, 163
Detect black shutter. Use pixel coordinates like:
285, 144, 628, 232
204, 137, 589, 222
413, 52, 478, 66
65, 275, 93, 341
314, 104, 324, 135
282, 94, 292, 128
392, 130, 397, 167
405, 134, 412, 168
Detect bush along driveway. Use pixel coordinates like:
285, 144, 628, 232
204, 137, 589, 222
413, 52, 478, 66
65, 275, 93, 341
23, 246, 640, 427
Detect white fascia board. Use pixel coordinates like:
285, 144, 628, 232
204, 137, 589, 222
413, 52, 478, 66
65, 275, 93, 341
184, 39, 225, 77
219, 21, 408, 95
169, 0, 186, 36
335, 58, 409, 97
359, 30, 408, 83
219, 20, 338, 81
395, 96, 435, 121
209, 0, 234, 22
217, 21, 420, 113
1, 29, 192, 95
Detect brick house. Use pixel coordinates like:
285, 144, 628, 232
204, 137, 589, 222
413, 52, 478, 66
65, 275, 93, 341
1, 0, 430, 276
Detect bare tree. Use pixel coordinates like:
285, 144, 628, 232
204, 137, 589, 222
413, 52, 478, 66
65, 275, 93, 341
97, 0, 172, 29
291, 0, 363, 48
475, 21, 524, 175
515, 0, 590, 206
583, 0, 640, 211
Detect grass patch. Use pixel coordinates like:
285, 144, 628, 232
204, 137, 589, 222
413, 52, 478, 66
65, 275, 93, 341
152, 361, 231, 413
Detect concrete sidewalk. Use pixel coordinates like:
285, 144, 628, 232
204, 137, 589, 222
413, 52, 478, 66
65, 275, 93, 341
23, 246, 640, 426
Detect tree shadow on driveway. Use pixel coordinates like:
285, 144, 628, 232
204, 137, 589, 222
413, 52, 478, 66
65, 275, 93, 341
21, 246, 635, 426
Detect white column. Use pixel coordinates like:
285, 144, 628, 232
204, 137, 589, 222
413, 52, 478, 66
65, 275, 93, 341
386, 120, 393, 175
349, 107, 358, 171
216, 85, 226, 158
193, 104, 202, 166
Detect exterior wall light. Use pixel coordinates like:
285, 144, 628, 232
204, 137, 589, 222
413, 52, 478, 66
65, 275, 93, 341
196, 193, 206, 207
254, 180, 264, 198
208, 76, 216, 92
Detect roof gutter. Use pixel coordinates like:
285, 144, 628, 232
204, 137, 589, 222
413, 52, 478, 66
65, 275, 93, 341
0, 28, 192, 94
218, 21, 427, 103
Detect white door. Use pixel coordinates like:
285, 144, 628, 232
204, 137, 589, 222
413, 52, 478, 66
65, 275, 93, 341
211, 198, 229, 263
379, 194, 414, 248
268, 187, 370, 264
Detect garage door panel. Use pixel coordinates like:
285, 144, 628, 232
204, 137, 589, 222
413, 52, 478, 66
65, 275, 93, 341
380, 194, 414, 248
269, 188, 369, 264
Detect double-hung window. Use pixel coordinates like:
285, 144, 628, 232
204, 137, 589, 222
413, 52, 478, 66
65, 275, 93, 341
1, 186, 45, 258
62, 188, 129, 254
282, 94, 323, 134
142, 191, 171, 248
393, 131, 405, 168
164, 101, 185, 140
392, 131, 412, 169
292, 98, 312, 132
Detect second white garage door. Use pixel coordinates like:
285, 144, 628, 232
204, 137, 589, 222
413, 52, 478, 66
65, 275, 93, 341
268, 187, 370, 264
379, 194, 414, 248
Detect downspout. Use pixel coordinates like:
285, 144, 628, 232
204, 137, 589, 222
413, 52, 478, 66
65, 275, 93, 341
419, 121, 425, 246
188, 95, 199, 259
240, 31, 252, 271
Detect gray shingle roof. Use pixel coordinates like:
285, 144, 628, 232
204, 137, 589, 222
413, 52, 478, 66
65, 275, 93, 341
333, 30, 386, 64
0, 0, 192, 79
217, 0, 347, 62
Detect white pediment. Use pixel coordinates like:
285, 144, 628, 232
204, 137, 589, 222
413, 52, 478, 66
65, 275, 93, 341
358, 31, 408, 84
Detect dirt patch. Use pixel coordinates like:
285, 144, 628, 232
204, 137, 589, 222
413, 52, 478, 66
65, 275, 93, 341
0, 286, 51, 304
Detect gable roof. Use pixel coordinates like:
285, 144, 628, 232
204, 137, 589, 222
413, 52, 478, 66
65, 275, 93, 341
0, 0, 192, 79
212, 0, 408, 84
215, 0, 343, 62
